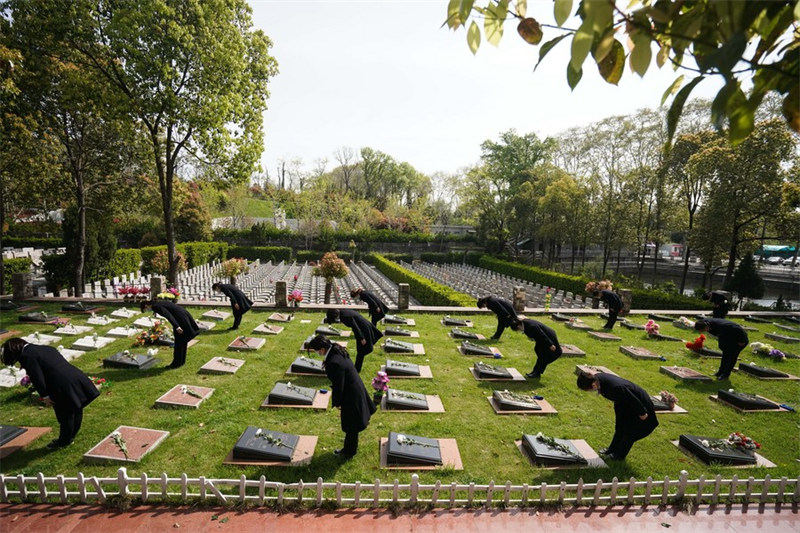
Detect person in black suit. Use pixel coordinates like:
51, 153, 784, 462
694, 318, 749, 380
212, 282, 253, 330
595, 289, 623, 330
477, 296, 517, 339
307, 334, 376, 459
351, 288, 389, 326
141, 300, 200, 368
326, 308, 383, 372
704, 291, 730, 319
512, 318, 562, 379
2, 338, 100, 449
577, 372, 658, 460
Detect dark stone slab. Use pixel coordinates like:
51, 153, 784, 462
442, 316, 469, 327
0, 425, 27, 447
385, 327, 414, 337
460, 340, 494, 356
648, 314, 672, 321
474, 361, 512, 379
649, 333, 683, 342
61, 302, 100, 313
383, 314, 410, 325
0, 301, 19, 311
765, 332, 800, 344
385, 389, 429, 410
385, 359, 420, 377
492, 390, 541, 411
383, 338, 415, 353
738, 362, 789, 378
551, 313, 572, 322
679, 434, 757, 466
268, 383, 317, 406
386, 431, 442, 466
315, 325, 345, 337
451, 328, 479, 340
521, 434, 587, 466
717, 389, 778, 410
290, 356, 325, 375
693, 347, 723, 357
103, 352, 159, 370
18, 312, 54, 323
651, 399, 672, 411
233, 426, 299, 462
744, 315, 770, 323
621, 321, 646, 330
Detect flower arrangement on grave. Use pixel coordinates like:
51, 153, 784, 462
499, 389, 537, 403
644, 319, 660, 337
88, 376, 109, 389
685, 334, 706, 351
19, 375, 31, 388
659, 390, 678, 409
534, 432, 581, 459
701, 432, 761, 453
215, 257, 249, 282
312, 252, 349, 304
150, 249, 187, 276
475, 360, 503, 372
110, 430, 129, 459
32, 331, 41, 341
134, 320, 170, 346
288, 289, 303, 307
544, 288, 552, 312
156, 287, 180, 301
284, 381, 315, 400
395, 433, 437, 448
180, 385, 204, 399
371, 371, 389, 401
749, 342, 786, 361
254, 428, 294, 449
676, 316, 694, 328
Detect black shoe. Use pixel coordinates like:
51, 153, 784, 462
46, 439, 72, 450
525, 371, 541, 379
334, 449, 355, 459
490, 336, 501, 340
229, 326, 239, 331
598, 448, 610, 456
716, 375, 730, 381
605, 453, 625, 461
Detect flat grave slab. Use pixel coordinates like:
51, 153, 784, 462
106, 325, 143, 338
224, 427, 315, 467
566, 320, 593, 331
449, 328, 485, 340
587, 331, 621, 341
517, 435, 606, 470
621, 321, 646, 330
380, 432, 462, 470
155, 384, 214, 409
195, 320, 216, 331
488, 391, 557, 415
57, 347, 85, 361
286, 356, 326, 376
0, 426, 51, 459
560, 344, 586, 357
53, 324, 93, 336
384, 327, 420, 338
689, 347, 723, 358
660, 366, 712, 382
382, 315, 415, 326
0, 330, 20, 341
765, 332, 800, 344
471, 362, 524, 381
672, 318, 695, 330
709, 390, 787, 413
87, 315, 117, 326
18, 313, 68, 325
382, 339, 424, 355
574, 365, 619, 378
110, 307, 140, 319
550, 313, 572, 322
72, 335, 115, 351
202, 309, 230, 321
650, 396, 688, 414
620, 346, 662, 360
744, 315, 770, 323
736, 362, 799, 380
267, 312, 294, 323
382, 389, 444, 413
315, 325, 351, 337
198, 356, 244, 374
440, 316, 472, 327
0, 367, 26, 388
84, 426, 169, 463
773, 322, 800, 332
382, 360, 432, 379
133, 316, 160, 328
261, 383, 329, 409
458, 341, 501, 358
21, 333, 61, 345
227, 336, 266, 351
61, 303, 103, 314
673, 436, 773, 467
103, 351, 159, 370
300, 336, 347, 351
253, 323, 284, 335
648, 333, 684, 342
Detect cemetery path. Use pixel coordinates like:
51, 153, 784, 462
1, 503, 797, 532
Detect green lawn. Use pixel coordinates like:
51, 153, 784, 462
1, 305, 798, 488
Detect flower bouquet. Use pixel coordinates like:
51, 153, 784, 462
702, 432, 761, 454
88, 376, 108, 390
645, 319, 660, 337
685, 334, 706, 351
371, 370, 389, 403
659, 390, 678, 409
20, 375, 31, 388
156, 287, 180, 301
750, 342, 786, 361
288, 289, 303, 307
134, 320, 171, 346
544, 289, 552, 312
215, 258, 249, 281
110, 430, 129, 459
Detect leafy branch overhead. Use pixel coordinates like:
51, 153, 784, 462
446, 0, 800, 145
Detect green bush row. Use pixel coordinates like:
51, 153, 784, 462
105, 248, 143, 278
140, 242, 229, 274
2, 257, 32, 294
1, 236, 63, 249
213, 224, 477, 245
229, 246, 292, 262
366, 253, 475, 307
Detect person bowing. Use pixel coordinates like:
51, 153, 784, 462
326, 308, 383, 372
693, 318, 748, 380
212, 282, 254, 330
350, 288, 389, 326
141, 299, 200, 369
477, 296, 517, 340
512, 318, 562, 379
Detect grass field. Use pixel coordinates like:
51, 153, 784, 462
1, 304, 798, 488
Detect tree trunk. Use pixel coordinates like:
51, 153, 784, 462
324, 280, 332, 304
0, 187, 5, 295
151, 131, 178, 287
74, 174, 86, 297
679, 244, 691, 295
615, 247, 622, 272
570, 244, 576, 274
723, 235, 738, 286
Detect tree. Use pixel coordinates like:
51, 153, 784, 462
334, 146, 358, 195
725, 254, 765, 300
312, 251, 348, 304
32, 0, 278, 284
446, 1, 799, 143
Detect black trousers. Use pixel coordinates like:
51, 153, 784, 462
171, 336, 190, 368
712, 304, 729, 319
232, 311, 244, 329
608, 419, 656, 458
342, 431, 359, 456
532, 346, 561, 376
717, 343, 744, 378
492, 319, 512, 339
370, 310, 385, 327
54, 404, 83, 444
603, 309, 619, 330
354, 342, 373, 373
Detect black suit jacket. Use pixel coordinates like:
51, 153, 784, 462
152, 301, 200, 340
484, 297, 517, 324
600, 290, 623, 312
19, 344, 100, 410
359, 290, 388, 315
339, 309, 383, 348
705, 318, 748, 348
596, 373, 658, 433
324, 345, 376, 433
217, 283, 253, 314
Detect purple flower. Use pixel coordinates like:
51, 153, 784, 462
20, 375, 31, 387
769, 349, 786, 360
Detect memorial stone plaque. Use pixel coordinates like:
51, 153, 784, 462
521, 434, 587, 466
648, 313, 672, 321
383, 314, 410, 325
53, 324, 93, 336
0, 300, 19, 311
386, 431, 442, 466
290, 356, 325, 375
316, 325, 345, 337
561, 344, 586, 357
385, 359, 421, 377
678, 434, 757, 466
88, 315, 117, 325
451, 328, 479, 340
232, 426, 298, 462
385, 327, 414, 337
202, 309, 230, 321
660, 366, 712, 382
649, 332, 683, 342
62, 302, 98, 313
110, 307, 139, 319
621, 321, 646, 330
442, 316, 469, 327
492, 390, 541, 411
460, 340, 494, 356
383, 338, 415, 353
18, 312, 53, 323
765, 332, 800, 344
738, 362, 789, 378
588, 331, 622, 341
651, 398, 673, 411
717, 389, 778, 410
228, 336, 265, 351
620, 346, 661, 360
268, 312, 294, 322
550, 313, 571, 322
103, 351, 158, 370
474, 361, 512, 379
268, 382, 317, 405
774, 323, 800, 332
566, 319, 593, 331
744, 315, 770, 323
0, 425, 27, 446
385, 388, 429, 410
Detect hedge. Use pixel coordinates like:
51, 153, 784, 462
295, 250, 353, 262
229, 246, 292, 262
366, 253, 474, 307
420, 251, 483, 264
2, 257, 32, 294
104, 248, 143, 279
140, 242, 228, 273
213, 225, 477, 245
1, 236, 63, 249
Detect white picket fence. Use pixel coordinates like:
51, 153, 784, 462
0, 469, 797, 507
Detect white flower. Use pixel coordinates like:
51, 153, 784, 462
91, 312, 96, 318
255, 428, 263, 437
147, 348, 157, 357
92, 332, 99, 341
396, 433, 406, 444
700, 439, 710, 447
180, 385, 188, 394
111, 431, 121, 439
286, 381, 292, 388
57, 345, 64, 351
536, 431, 544, 439
123, 350, 130, 356
728, 389, 734, 392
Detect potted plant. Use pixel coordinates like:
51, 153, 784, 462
371, 370, 389, 405
312, 252, 349, 304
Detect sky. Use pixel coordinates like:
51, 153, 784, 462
249, 0, 724, 177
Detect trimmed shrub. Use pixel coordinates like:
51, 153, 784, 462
296, 250, 352, 262
229, 245, 292, 262
41, 254, 71, 293
1, 236, 63, 249
181, 241, 228, 267
2, 257, 32, 294
366, 253, 474, 307
104, 248, 143, 278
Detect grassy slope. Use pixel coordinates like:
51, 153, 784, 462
0, 305, 798, 489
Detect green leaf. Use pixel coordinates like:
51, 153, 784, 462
597, 39, 625, 85
554, 0, 573, 27
467, 21, 481, 54
484, 1, 508, 46
782, 85, 800, 133
584, 0, 613, 34
795, 0, 800, 22
593, 28, 616, 62
516, 0, 527, 17
517, 18, 543, 45
567, 62, 583, 90
446, 0, 462, 29
535, 34, 568, 70
459, 0, 475, 22
660, 75, 685, 105
656, 44, 669, 68
570, 19, 593, 71
666, 76, 704, 147
710, 79, 738, 130
629, 32, 652, 77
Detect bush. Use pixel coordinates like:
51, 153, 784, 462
212, 224, 477, 245
228, 246, 292, 262
1, 236, 63, 249
366, 253, 474, 306
296, 250, 352, 262
41, 254, 71, 293
180, 241, 228, 268
2, 257, 32, 294
104, 248, 143, 278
